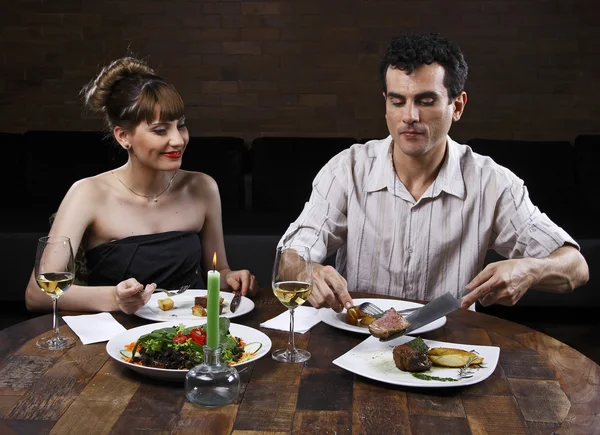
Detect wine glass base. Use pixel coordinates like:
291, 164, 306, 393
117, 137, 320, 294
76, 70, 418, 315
272, 348, 311, 363
36, 335, 76, 350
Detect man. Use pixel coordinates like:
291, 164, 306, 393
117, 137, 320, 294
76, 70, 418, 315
279, 32, 588, 312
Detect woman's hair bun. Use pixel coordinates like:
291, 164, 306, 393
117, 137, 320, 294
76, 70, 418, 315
81, 57, 155, 113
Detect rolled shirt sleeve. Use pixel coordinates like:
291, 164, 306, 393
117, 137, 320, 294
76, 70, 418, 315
491, 176, 579, 259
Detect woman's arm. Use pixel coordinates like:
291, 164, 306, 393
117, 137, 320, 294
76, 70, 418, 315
26, 178, 96, 311
25, 178, 155, 313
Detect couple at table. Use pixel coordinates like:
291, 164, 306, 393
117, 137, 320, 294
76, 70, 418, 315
25, 32, 589, 316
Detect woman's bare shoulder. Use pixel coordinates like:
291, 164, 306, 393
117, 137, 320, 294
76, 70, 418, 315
66, 171, 114, 201
179, 170, 219, 197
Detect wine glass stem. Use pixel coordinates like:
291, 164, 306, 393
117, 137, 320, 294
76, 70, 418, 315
287, 307, 296, 354
52, 297, 60, 340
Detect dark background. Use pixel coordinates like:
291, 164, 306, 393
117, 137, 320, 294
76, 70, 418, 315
1, 0, 599, 142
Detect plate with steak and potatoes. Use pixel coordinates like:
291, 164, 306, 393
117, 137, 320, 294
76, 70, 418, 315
135, 289, 255, 322
319, 298, 446, 336
333, 335, 499, 388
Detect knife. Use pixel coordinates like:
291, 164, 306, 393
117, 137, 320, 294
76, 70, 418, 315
379, 292, 462, 342
230, 291, 242, 313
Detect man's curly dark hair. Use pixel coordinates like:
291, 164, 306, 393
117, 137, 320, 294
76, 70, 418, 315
380, 32, 468, 101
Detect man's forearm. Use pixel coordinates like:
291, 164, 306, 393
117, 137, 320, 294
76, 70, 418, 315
530, 246, 589, 292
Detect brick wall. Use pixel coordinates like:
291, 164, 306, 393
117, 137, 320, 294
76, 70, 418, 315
1, 0, 599, 142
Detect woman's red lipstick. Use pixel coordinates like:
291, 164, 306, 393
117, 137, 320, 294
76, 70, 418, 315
163, 151, 182, 159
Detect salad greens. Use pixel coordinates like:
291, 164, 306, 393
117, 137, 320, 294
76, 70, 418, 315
130, 317, 245, 369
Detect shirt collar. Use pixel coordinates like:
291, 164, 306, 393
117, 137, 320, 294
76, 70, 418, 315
364, 136, 395, 193
427, 136, 466, 200
364, 135, 466, 200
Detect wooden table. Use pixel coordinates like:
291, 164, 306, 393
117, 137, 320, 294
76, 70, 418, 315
0, 290, 598, 435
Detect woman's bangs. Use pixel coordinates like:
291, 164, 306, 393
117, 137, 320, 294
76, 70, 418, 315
136, 82, 185, 125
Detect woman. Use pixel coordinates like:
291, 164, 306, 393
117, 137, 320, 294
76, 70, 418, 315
25, 57, 257, 314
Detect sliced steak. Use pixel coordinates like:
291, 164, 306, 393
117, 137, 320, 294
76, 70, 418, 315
392, 343, 432, 372
194, 296, 225, 314
368, 308, 411, 339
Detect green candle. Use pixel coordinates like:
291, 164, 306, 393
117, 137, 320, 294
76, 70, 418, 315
207, 253, 220, 348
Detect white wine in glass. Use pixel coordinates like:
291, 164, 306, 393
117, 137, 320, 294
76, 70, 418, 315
272, 246, 312, 363
35, 236, 76, 350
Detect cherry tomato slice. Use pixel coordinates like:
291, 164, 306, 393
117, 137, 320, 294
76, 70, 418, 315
173, 332, 188, 344
190, 328, 207, 345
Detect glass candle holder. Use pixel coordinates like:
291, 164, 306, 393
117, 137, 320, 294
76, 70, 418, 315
185, 345, 240, 407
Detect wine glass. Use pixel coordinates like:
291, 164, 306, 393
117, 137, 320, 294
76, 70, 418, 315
34, 236, 76, 350
271, 246, 313, 363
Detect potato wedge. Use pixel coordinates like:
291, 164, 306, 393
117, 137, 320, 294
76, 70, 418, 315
346, 307, 360, 326
192, 304, 207, 317
359, 315, 377, 326
157, 298, 174, 311
427, 348, 484, 368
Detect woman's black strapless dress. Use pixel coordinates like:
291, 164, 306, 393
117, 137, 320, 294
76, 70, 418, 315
85, 231, 205, 289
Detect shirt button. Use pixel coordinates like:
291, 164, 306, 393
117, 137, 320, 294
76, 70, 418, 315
530, 227, 537, 232
408, 247, 413, 253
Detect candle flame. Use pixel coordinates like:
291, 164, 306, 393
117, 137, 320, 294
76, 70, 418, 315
212, 252, 217, 270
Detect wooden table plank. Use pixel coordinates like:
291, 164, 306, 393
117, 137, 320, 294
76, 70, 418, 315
460, 365, 512, 397
48, 400, 129, 435
108, 381, 186, 433
444, 326, 493, 347
0, 354, 55, 396
407, 389, 466, 418
0, 419, 55, 435
292, 410, 352, 434
249, 356, 303, 385
352, 378, 410, 435
233, 382, 298, 432
526, 421, 561, 435
515, 331, 600, 434
76, 360, 140, 402
232, 431, 289, 435
488, 332, 556, 380
0, 397, 20, 418
49, 360, 141, 434
0, 316, 57, 367
307, 324, 361, 370
296, 368, 354, 411
409, 415, 471, 434
508, 379, 570, 423
172, 402, 237, 435
6, 338, 110, 420
462, 396, 528, 435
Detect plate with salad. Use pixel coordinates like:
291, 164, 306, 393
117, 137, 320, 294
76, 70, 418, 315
106, 318, 271, 381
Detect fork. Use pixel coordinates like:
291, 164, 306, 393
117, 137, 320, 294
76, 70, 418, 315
158, 284, 191, 297
357, 301, 418, 319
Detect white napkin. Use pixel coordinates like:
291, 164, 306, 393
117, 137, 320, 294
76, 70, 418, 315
62, 312, 127, 345
260, 306, 321, 333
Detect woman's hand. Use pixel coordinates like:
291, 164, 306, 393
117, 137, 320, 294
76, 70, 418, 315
114, 278, 156, 314
224, 269, 258, 297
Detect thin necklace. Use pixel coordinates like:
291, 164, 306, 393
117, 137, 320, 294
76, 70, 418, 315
112, 170, 178, 203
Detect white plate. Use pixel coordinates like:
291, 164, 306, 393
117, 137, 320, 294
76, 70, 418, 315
333, 335, 500, 388
106, 321, 272, 381
319, 298, 446, 335
135, 289, 254, 322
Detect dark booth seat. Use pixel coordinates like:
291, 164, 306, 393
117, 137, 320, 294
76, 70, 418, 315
0, 132, 25, 206
181, 136, 247, 213
250, 136, 357, 228
574, 134, 600, 218
4, 131, 125, 232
